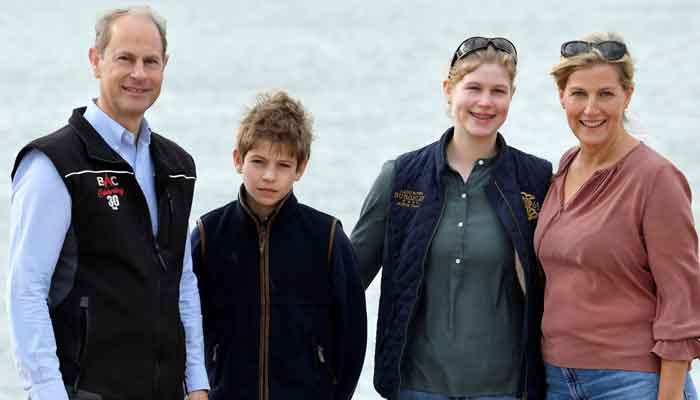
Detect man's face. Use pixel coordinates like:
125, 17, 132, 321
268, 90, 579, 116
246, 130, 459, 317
89, 15, 167, 130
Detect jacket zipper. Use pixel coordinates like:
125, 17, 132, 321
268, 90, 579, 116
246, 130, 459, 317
239, 193, 287, 400
494, 180, 531, 399
395, 194, 448, 396
257, 219, 272, 400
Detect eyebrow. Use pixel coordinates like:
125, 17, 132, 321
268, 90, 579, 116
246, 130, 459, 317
113, 50, 162, 60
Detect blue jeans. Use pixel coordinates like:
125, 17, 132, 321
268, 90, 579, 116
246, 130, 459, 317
545, 362, 697, 400
398, 389, 518, 400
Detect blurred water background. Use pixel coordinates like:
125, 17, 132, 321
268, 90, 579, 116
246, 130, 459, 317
1, 0, 699, 398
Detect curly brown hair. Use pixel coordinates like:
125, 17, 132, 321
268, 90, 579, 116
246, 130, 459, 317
236, 90, 314, 170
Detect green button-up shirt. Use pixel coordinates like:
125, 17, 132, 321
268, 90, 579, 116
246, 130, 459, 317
352, 152, 524, 397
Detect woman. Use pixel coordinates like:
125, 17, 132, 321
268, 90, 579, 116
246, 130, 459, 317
535, 32, 700, 399
351, 37, 552, 400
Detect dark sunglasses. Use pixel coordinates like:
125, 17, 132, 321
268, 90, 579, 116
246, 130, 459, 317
450, 36, 518, 67
560, 40, 628, 61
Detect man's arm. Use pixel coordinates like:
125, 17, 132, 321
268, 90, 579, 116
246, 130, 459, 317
179, 228, 210, 397
7, 150, 71, 400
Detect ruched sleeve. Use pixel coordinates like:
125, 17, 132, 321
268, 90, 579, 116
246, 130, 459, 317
644, 164, 700, 361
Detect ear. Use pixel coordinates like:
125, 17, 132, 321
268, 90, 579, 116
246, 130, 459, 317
442, 79, 452, 99
559, 89, 566, 109
623, 85, 634, 109
294, 159, 308, 181
232, 148, 243, 174
163, 54, 169, 69
88, 47, 101, 78
510, 84, 517, 97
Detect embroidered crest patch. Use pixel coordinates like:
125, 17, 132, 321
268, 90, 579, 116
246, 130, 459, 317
521, 192, 540, 221
393, 190, 425, 208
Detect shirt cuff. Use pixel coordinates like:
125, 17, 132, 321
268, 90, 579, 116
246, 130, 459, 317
652, 338, 700, 361
29, 378, 69, 400
185, 365, 210, 393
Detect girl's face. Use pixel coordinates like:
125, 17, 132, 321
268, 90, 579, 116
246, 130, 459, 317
560, 63, 632, 148
444, 63, 514, 139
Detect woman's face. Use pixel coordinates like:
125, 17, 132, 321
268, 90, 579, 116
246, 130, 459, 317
560, 63, 633, 148
444, 63, 513, 139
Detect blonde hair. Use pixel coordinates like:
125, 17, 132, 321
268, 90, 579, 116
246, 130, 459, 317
447, 45, 517, 89
550, 32, 634, 91
236, 90, 314, 169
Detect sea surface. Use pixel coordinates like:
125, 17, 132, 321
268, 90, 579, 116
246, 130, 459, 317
1, 0, 699, 398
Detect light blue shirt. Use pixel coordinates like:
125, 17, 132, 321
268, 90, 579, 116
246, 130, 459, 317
7, 101, 209, 400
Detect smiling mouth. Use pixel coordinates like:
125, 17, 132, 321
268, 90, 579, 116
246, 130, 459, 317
580, 119, 606, 128
470, 111, 495, 121
123, 86, 148, 94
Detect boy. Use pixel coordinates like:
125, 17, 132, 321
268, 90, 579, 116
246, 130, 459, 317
191, 90, 367, 400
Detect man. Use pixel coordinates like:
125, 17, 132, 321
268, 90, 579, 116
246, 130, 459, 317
7, 6, 208, 400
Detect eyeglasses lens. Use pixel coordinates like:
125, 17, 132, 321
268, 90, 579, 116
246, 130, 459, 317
597, 41, 626, 60
562, 41, 590, 58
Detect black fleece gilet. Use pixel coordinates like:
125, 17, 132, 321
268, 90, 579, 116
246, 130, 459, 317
11, 108, 196, 400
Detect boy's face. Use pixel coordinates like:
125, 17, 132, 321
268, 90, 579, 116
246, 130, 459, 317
233, 140, 307, 218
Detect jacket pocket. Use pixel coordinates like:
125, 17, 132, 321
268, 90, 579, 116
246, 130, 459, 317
71, 296, 90, 392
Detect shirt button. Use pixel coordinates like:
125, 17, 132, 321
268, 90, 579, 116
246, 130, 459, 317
461, 193, 467, 199
477, 159, 485, 166
455, 258, 461, 264
458, 222, 463, 227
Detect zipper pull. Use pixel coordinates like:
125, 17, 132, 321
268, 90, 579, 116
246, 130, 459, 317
316, 345, 326, 364
154, 242, 168, 271
212, 343, 219, 363
259, 222, 267, 253
167, 190, 174, 217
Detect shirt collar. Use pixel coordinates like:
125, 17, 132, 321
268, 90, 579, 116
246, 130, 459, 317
437, 127, 504, 176
83, 99, 152, 151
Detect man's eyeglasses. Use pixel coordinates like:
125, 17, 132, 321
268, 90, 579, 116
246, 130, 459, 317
450, 36, 518, 67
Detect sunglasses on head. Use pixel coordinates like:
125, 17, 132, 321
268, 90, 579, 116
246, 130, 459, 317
450, 36, 518, 67
560, 40, 627, 61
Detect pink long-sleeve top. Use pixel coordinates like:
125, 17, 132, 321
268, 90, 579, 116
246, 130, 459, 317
534, 143, 700, 372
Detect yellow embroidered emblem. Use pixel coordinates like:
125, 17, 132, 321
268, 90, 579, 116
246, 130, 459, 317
393, 190, 425, 208
521, 192, 540, 221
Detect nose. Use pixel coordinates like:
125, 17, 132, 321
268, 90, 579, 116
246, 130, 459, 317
130, 60, 146, 80
583, 97, 598, 115
476, 92, 495, 107
262, 167, 275, 182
